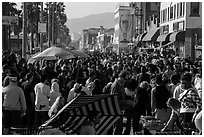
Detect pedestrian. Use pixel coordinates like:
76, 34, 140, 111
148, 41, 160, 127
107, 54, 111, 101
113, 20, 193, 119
151, 74, 171, 124
49, 82, 61, 107
21, 73, 35, 126
110, 70, 130, 135
132, 81, 149, 133
34, 74, 50, 126
2, 74, 27, 134
174, 72, 202, 130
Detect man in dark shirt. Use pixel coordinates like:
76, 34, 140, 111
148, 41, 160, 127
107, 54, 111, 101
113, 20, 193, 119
151, 74, 171, 124
21, 73, 35, 126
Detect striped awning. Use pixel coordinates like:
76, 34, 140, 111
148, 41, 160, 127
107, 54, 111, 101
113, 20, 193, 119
135, 32, 147, 42
142, 29, 160, 42
170, 31, 185, 41
42, 94, 121, 135
157, 33, 172, 42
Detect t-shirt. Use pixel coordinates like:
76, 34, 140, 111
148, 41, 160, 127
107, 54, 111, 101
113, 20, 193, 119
34, 82, 50, 111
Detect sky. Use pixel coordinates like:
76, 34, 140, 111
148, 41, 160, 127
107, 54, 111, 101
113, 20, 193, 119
65, 2, 126, 19
15, 1, 129, 19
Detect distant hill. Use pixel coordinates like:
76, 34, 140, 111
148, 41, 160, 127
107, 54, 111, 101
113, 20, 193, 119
66, 12, 115, 33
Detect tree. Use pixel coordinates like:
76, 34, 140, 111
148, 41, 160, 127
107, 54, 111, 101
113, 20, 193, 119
2, 2, 19, 51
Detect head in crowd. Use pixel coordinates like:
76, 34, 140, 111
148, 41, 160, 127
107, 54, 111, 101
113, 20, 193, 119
26, 73, 33, 82
170, 74, 180, 85
41, 74, 49, 83
119, 70, 130, 81
126, 78, 137, 91
180, 72, 192, 89
51, 82, 60, 92
139, 81, 149, 90
141, 66, 147, 73
87, 110, 102, 125
8, 73, 18, 84
73, 83, 82, 94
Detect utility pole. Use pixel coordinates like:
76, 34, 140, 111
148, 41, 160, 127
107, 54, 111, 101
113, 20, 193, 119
22, 2, 27, 59
48, 2, 52, 47
40, 2, 43, 52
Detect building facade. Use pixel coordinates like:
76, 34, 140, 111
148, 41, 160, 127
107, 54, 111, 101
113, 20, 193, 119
97, 27, 114, 52
158, 2, 202, 60
114, 5, 136, 54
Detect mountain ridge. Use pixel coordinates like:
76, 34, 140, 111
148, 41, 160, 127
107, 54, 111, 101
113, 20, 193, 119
66, 12, 115, 34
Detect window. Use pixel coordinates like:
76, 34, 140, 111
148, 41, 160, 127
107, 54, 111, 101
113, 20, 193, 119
168, 7, 170, 20
164, 9, 167, 22
180, 2, 183, 16
163, 9, 166, 22
177, 3, 180, 18
160, 10, 163, 23
190, 2, 200, 16
174, 5, 176, 19
183, 2, 185, 16
170, 6, 173, 19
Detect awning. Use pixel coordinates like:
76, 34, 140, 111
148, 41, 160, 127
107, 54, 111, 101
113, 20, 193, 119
135, 32, 147, 42
162, 41, 174, 48
157, 33, 172, 42
142, 29, 160, 42
170, 31, 185, 41
42, 94, 121, 135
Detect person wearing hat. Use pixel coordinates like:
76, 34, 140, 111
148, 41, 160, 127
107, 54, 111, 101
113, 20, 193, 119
2, 74, 27, 134
173, 72, 202, 130
110, 69, 130, 135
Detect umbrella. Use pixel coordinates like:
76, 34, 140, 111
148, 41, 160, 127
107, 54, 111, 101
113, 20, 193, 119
42, 94, 122, 135
27, 52, 56, 64
33, 46, 75, 60
71, 50, 90, 58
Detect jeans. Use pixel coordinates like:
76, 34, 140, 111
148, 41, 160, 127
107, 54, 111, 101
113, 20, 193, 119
35, 111, 49, 126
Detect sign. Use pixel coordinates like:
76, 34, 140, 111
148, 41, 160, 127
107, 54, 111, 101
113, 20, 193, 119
2, 16, 18, 25
38, 22, 46, 33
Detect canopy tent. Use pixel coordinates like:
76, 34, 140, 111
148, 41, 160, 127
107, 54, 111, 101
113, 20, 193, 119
32, 46, 75, 60
42, 94, 122, 135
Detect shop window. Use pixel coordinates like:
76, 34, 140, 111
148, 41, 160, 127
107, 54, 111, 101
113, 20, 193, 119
190, 2, 200, 17
170, 6, 173, 19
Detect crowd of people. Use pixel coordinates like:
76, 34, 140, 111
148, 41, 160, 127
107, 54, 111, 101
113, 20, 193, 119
2, 50, 202, 135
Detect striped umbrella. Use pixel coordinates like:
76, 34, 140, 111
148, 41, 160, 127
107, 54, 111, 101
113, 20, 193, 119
42, 94, 122, 135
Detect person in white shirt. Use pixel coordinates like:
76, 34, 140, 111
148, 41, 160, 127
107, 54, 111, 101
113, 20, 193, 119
34, 74, 50, 126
